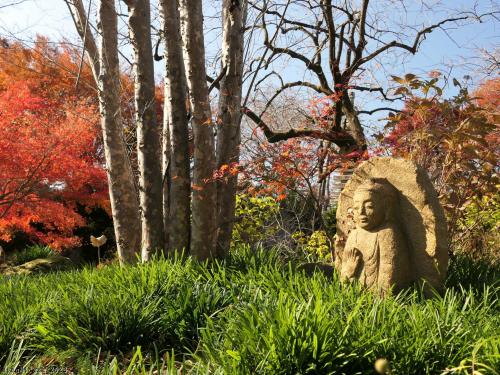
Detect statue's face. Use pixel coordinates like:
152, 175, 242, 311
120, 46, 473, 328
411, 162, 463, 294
352, 190, 385, 230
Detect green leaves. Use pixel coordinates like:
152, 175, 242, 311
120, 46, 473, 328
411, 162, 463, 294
1, 249, 499, 373
232, 194, 280, 247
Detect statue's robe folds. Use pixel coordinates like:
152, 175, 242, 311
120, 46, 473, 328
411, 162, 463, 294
342, 223, 413, 294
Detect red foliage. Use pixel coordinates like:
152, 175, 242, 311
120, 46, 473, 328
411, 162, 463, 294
474, 78, 500, 144
0, 38, 108, 249
240, 94, 364, 202
382, 76, 499, 247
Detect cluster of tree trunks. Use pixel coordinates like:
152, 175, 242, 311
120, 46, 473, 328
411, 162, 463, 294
67, 0, 247, 262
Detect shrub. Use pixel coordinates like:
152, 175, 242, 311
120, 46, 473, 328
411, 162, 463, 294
292, 230, 331, 262
322, 204, 337, 235
232, 194, 279, 248
382, 75, 499, 258
458, 194, 500, 261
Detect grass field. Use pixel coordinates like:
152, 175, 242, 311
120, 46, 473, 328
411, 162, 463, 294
1, 247, 499, 374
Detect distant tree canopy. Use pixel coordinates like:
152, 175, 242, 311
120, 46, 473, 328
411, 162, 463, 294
0, 37, 108, 249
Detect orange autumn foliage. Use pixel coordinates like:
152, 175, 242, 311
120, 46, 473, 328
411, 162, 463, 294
0, 37, 109, 249
474, 78, 500, 126
382, 75, 499, 250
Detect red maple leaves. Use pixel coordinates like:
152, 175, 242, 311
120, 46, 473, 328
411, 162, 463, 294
0, 38, 108, 249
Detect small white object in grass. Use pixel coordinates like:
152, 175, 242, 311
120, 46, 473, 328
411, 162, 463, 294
90, 235, 107, 247
374, 358, 391, 374
90, 235, 107, 264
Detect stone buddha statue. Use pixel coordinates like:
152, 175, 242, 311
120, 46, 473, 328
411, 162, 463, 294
335, 157, 449, 295
339, 178, 413, 294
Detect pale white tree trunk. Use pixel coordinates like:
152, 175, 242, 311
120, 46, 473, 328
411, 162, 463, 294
96, 0, 141, 263
65, 0, 100, 82
179, 0, 217, 260
215, 0, 247, 257
159, 0, 191, 254
124, 0, 164, 261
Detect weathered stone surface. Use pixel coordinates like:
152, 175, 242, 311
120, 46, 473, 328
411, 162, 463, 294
335, 157, 448, 294
1, 255, 74, 276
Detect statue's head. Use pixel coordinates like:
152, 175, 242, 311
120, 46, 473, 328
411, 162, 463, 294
352, 178, 398, 230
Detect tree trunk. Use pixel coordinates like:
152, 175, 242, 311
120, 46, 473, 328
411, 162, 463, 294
179, 0, 217, 260
65, 0, 100, 82
342, 93, 366, 150
125, 0, 164, 261
159, 0, 191, 254
162, 112, 170, 252
215, 0, 247, 257
96, 0, 141, 263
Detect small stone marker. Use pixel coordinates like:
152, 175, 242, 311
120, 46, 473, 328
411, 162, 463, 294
335, 157, 449, 295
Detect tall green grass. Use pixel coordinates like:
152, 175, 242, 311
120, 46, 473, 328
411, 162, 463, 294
0, 247, 499, 374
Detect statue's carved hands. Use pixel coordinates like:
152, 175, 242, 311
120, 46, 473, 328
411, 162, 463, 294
341, 248, 361, 281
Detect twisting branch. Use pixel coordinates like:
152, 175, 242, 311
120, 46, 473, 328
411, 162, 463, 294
322, 0, 343, 129
242, 0, 292, 109
254, 70, 284, 91
357, 107, 400, 115
261, 1, 331, 92
249, 1, 354, 49
242, 107, 357, 147
154, 34, 163, 61
0, 0, 29, 9
248, 2, 328, 32
355, 0, 370, 58
344, 13, 499, 77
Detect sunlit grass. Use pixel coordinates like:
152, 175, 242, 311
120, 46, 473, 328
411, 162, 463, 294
0, 247, 499, 374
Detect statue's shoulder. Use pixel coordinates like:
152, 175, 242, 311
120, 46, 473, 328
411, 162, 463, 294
377, 222, 397, 233
377, 223, 406, 243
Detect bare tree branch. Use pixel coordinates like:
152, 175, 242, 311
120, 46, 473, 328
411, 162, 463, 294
349, 85, 401, 101
261, 80, 331, 116
0, 0, 29, 9
357, 107, 400, 115
345, 13, 499, 77
242, 106, 356, 147
208, 65, 227, 94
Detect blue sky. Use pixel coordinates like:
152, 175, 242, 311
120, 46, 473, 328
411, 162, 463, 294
1, 0, 497, 75
0, 0, 498, 131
